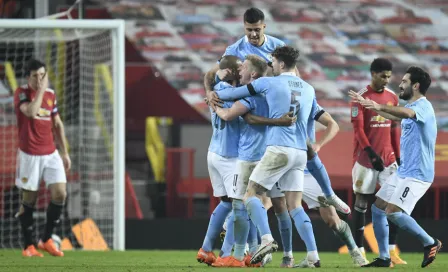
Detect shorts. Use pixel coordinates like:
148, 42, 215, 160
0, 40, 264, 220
207, 151, 237, 198
15, 149, 67, 191
251, 146, 306, 192
376, 172, 431, 215
352, 161, 398, 194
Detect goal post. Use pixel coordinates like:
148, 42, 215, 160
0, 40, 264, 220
0, 19, 125, 250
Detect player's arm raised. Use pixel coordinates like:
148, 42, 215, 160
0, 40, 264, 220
52, 114, 71, 171
349, 90, 403, 121
313, 111, 339, 153
243, 112, 296, 126
215, 78, 267, 100
19, 73, 47, 118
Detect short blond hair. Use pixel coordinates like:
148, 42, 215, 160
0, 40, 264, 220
245, 55, 268, 77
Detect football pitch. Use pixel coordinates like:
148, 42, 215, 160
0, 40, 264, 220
0, 250, 446, 271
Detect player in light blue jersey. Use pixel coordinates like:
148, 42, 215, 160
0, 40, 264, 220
295, 100, 367, 266
350, 66, 442, 268
197, 56, 242, 266
204, 8, 350, 217
213, 46, 320, 266
212, 55, 297, 268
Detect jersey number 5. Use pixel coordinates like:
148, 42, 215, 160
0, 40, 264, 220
290, 91, 301, 117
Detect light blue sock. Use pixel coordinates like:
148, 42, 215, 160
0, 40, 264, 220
290, 206, 317, 251
248, 220, 258, 255
276, 211, 293, 254
220, 212, 234, 257
387, 212, 434, 247
201, 201, 232, 252
233, 200, 250, 259
244, 196, 272, 237
371, 204, 389, 259
307, 155, 334, 197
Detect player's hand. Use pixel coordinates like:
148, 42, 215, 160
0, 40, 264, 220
61, 153, 71, 171
37, 72, 48, 92
364, 146, 384, 171
312, 143, 322, 153
348, 90, 365, 104
206, 91, 223, 108
360, 98, 381, 111
216, 68, 233, 81
278, 112, 297, 126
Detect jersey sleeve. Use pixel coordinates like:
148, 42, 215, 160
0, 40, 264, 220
14, 88, 30, 110
311, 97, 325, 121
216, 78, 268, 100
410, 101, 430, 123
52, 95, 59, 116
217, 45, 238, 63
238, 97, 255, 111
351, 100, 371, 149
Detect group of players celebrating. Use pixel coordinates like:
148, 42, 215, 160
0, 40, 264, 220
196, 7, 442, 268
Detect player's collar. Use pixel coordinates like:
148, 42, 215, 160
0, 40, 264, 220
244, 34, 267, 46
281, 72, 296, 76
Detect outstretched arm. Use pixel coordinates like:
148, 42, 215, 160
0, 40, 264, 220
215, 101, 249, 121
243, 112, 296, 126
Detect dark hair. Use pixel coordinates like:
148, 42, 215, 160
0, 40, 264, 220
219, 55, 241, 76
406, 66, 431, 95
271, 46, 300, 69
370, 58, 392, 73
25, 59, 46, 76
244, 7, 264, 23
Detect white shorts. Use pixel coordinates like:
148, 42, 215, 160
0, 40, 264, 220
376, 172, 431, 215
207, 151, 237, 198
268, 174, 328, 209
15, 149, 67, 191
251, 146, 306, 192
352, 161, 398, 194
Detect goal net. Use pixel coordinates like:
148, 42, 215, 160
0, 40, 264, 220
0, 19, 125, 250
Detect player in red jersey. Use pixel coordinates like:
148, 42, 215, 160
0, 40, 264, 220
350, 58, 406, 265
14, 59, 70, 257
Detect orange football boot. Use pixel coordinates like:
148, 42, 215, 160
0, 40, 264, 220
211, 256, 246, 267
22, 245, 43, 257
38, 239, 64, 257
196, 248, 216, 265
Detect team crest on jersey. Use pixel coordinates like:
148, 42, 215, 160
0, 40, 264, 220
22, 177, 28, 183
351, 106, 358, 117
47, 99, 53, 107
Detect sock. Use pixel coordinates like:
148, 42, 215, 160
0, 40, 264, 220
220, 212, 234, 257
353, 206, 366, 248
307, 155, 334, 197
275, 211, 293, 256
389, 244, 396, 251
247, 220, 258, 255
201, 201, 232, 252
388, 219, 398, 247
232, 200, 250, 260
334, 220, 357, 251
244, 196, 272, 237
371, 204, 389, 259
290, 207, 317, 251
18, 204, 35, 249
43, 201, 64, 242
387, 212, 435, 247
307, 250, 320, 262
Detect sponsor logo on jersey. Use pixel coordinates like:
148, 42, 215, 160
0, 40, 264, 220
37, 108, 52, 117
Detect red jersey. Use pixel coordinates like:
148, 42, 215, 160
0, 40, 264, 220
351, 85, 399, 168
14, 85, 58, 155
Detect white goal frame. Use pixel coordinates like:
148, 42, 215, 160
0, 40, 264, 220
0, 19, 126, 251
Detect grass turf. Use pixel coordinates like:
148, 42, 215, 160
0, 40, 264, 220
0, 250, 446, 271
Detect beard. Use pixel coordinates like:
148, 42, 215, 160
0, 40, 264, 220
398, 87, 413, 100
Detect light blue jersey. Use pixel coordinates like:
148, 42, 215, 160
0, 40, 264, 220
238, 95, 269, 161
215, 72, 315, 150
398, 97, 437, 183
222, 35, 285, 63
208, 82, 240, 158
304, 99, 325, 175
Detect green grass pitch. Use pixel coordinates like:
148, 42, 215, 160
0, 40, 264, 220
0, 250, 446, 271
